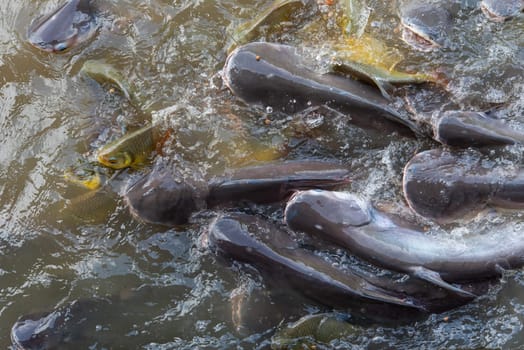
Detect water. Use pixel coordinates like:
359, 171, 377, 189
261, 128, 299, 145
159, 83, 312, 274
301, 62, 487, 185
0, 0, 523, 348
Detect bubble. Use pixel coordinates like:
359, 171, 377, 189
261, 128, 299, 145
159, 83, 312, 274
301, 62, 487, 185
265, 106, 273, 114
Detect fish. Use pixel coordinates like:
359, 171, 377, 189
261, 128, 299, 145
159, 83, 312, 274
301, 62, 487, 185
63, 163, 102, 190
125, 162, 205, 226
403, 148, 524, 222
271, 313, 359, 349
433, 110, 524, 147
399, 1, 452, 52
207, 213, 430, 314
97, 124, 155, 169
28, 0, 99, 53
222, 42, 421, 137
10, 298, 110, 350
331, 59, 441, 100
125, 160, 350, 226
81, 60, 136, 104
206, 160, 351, 206
341, 0, 371, 38
226, 0, 310, 54
284, 189, 524, 294
480, 0, 523, 22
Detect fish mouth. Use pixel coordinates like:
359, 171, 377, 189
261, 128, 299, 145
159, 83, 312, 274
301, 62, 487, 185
480, 3, 516, 22
400, 23, 441, 52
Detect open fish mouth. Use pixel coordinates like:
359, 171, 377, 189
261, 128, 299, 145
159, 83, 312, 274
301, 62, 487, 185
480, 1, 523, 22
400, 24, 441, 52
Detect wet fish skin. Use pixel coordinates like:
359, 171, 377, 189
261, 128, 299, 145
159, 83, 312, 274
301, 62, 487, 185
223, 42, 420, 137
284, 189, 524, 289
125, 163, 204, 226
28, 0, 99, 53
207, 160, 350, 207
434, 110, 524, 147
125, 160, 350, 226
208, 213, 428, 313
403, 149, 524, 222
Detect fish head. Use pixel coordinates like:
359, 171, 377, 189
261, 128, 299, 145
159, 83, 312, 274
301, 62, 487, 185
11, 311, 64, 350
480, 0, 523, 22
285, 190, 371, 234
399, 2, 452, 52
97, 150, 133, 169
28, 0, 98, 53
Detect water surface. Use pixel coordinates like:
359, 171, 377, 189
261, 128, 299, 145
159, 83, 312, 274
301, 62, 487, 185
0, 0, 523, 348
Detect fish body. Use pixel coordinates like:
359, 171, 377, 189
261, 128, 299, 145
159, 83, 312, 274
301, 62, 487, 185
125, 160, 350, 226
81, 60, 135, 102
223, 42, 420, 137
208, 213, 428, 312
332, 59, 437, 99
28, 0, 99, 53
206, 160, 350, 206
97, 124, 155, 169
284, 189, 524, 291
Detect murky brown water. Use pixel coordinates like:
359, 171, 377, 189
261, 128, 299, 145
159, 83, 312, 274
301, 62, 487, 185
0, 0, 523, 348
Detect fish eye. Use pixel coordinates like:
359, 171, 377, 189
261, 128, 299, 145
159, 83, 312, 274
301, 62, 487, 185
54, 42, 68, 52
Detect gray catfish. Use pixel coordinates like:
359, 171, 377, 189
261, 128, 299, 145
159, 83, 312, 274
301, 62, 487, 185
284, 189, 522, 295
28, 0, 99, 53
403, 149, 524, 222
125, 160, 350, 226
208, 213, 490, 316
222, 42, 420, 137
433, 110, 524, 147
208, 213, 428, 313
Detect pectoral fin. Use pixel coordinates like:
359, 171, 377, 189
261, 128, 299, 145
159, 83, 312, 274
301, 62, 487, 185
372, 78, 394, 100
410, 266, 477, 298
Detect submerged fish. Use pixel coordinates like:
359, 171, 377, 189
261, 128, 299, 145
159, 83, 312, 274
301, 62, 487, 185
403, 149, 524, 222
399, 1, 452, 52
10, 298, 109, 350
332, 59, 440, 99
329, 32, 445, 99
284, 189, 524, 294
63, 163, 102, 190
81, 59, 136, 103
271, 313, 359, 349
226, 0, 310, 53
223, 42, 420, 137
97, 124, 155, 169
480, 0, 523, 22
341, 0, 371, 38
28, 0, 99, 53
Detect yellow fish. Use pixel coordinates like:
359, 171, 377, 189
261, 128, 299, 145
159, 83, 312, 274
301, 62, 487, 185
97, 124, 155, 169
63, 164, 103, 190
